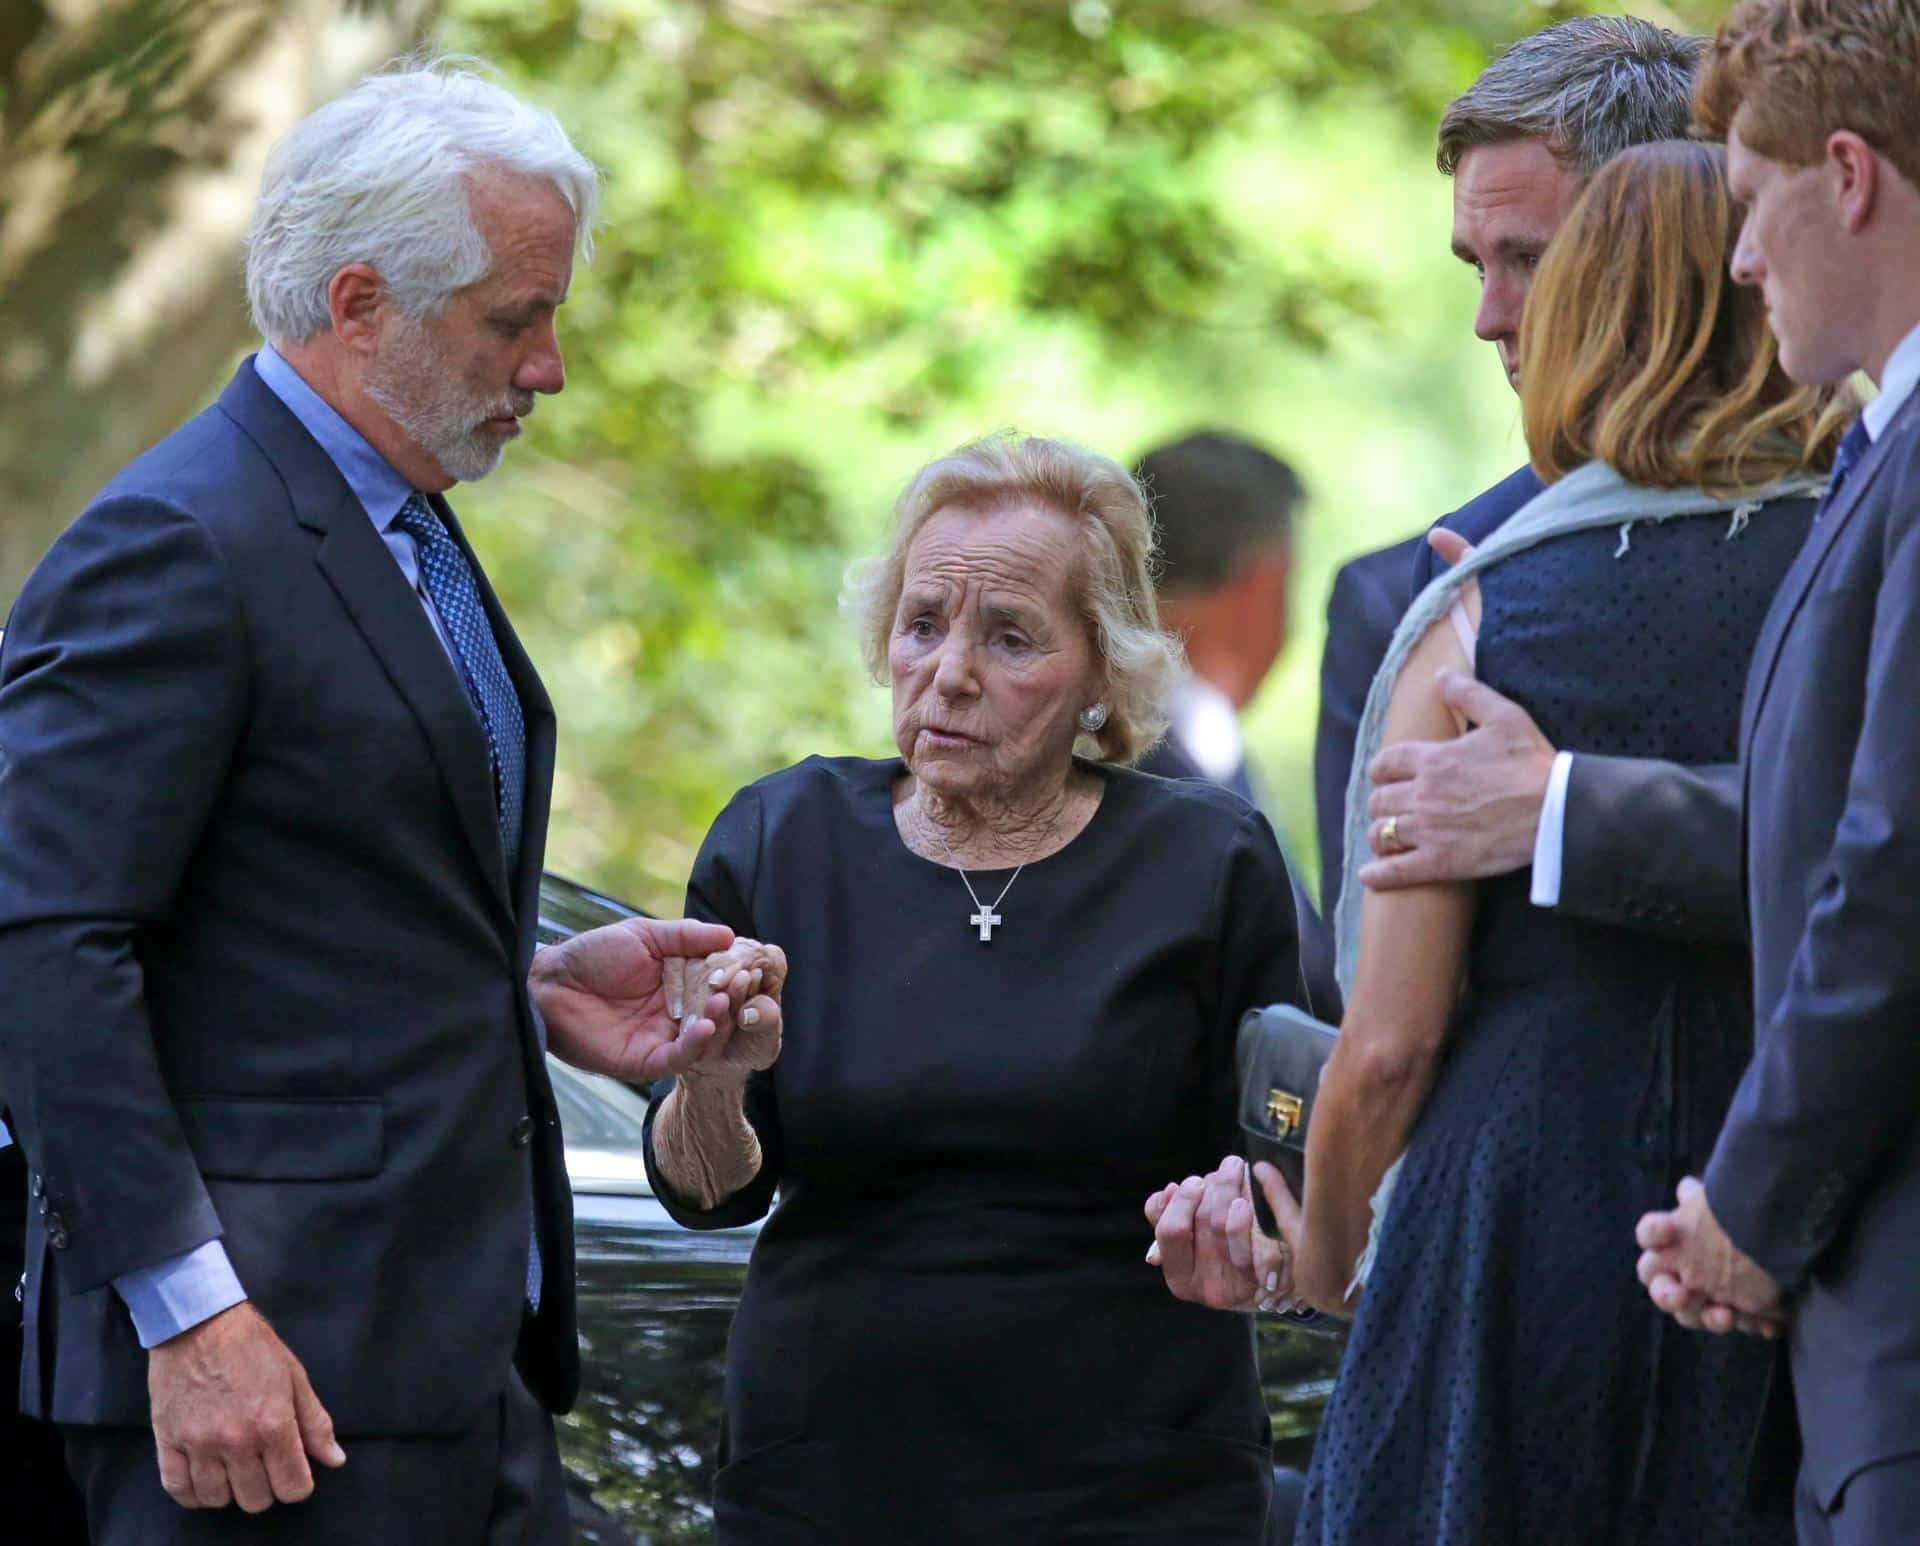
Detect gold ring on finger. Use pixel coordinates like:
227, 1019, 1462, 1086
1382, 815, 1403, 852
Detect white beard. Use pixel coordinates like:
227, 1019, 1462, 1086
364, 316, 528, 484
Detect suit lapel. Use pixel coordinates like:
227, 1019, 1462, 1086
1741, 397, 1920, 761
218, 363, 516, 929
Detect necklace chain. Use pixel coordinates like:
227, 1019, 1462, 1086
929, 815, 1027, 943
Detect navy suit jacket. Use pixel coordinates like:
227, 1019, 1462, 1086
1705, 390, 1920, 1509
0, 360, 577, 1431
1313, 534, 1424, 919
1135, 739, 1340, 1021
1408, 463, 1544, 600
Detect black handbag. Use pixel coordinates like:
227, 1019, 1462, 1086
1236, 1001, 1344, 1333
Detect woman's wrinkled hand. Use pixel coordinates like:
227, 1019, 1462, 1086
670, 939, 787, 1091
1142, 1155, 1299, 1314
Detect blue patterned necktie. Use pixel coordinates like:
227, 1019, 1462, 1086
1818, 419, 1873, 519
394, 496, 527, 858
393, 494, 540, 1307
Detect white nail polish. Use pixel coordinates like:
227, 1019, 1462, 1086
742, 1007, 760, 1027
1264, 1271, 1279, 1295
709, 969, 727, 987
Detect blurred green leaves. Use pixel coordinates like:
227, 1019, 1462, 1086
442, 0, 1620, 907
3, 0, 1722, 915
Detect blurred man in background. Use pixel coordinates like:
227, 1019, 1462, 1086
1136, 430, 1340, 1018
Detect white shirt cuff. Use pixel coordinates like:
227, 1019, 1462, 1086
113, 1241, 247, 1349
1529, 751, 1575, 909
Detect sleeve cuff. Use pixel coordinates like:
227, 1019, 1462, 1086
113, 1240, 247, 1349
1529, 751, 1575, 909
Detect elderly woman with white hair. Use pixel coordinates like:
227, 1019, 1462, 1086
643, 432, 1309, 1542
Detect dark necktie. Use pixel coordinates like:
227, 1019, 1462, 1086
1818, 419, 1874, 519
394, 495, 527, 858
393, 495, 540, 1307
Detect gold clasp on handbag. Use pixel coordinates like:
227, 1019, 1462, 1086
1266, 1088, 1304, 1141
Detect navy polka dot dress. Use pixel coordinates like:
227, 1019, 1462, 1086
1295, 500, 1813, 1546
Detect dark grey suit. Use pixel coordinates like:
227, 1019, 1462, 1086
1705, 391, 1920, 1534
0, 360, 575, 1538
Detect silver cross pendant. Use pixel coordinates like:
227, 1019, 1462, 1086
971, 906, 1002, 943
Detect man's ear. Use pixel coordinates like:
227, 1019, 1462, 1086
1828, 130, 1881, 235
1236, 551, 1291, 639
327, 264, 389, 356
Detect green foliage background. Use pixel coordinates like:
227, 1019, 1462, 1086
433, 0, 1712, 911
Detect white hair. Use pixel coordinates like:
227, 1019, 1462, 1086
843, 432, 1185, 766
246, 59, 600, 345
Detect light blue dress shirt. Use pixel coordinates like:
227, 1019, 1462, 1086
108, 345, 462, 1349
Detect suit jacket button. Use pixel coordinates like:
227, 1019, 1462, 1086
47, 1225, 69, 1251
511, 1115, 536, 1148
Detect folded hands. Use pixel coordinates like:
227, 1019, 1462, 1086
1145, 1159, 1789, 1341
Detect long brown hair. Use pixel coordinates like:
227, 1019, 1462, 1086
1519, 139, 1851, 490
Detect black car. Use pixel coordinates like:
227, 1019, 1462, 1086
537, 873, 1342, 1544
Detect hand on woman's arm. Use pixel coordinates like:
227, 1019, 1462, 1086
649, 940, 787, 1211
1294, 609, 1481, 1311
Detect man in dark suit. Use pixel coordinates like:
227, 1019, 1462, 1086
1134, 431, 1339, 1018
0, 65, 767, 1543
1636, 7, 1920, 1539
1323, 20, 1754, 950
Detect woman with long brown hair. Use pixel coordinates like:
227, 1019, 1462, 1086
1265, 139, 1849, 1542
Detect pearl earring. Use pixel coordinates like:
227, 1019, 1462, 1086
1078, 703, 1109, 733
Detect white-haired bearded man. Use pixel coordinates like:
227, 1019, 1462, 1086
0, 62, 779, 1544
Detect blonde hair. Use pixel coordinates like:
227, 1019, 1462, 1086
844, 432, 1182, 765
1695, 0, 1920, 190
1520, 139, 1852, 489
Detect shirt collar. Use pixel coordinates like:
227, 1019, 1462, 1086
1864, 319, 1920, 444
253, 343, 417, 531
1167, 675, 1244, 783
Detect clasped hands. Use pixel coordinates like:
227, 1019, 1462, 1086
1143, 1155, 1314, 1316
531, 916, 787, 1087
1635, 1176, 1787, 1340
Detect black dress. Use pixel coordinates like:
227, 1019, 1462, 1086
642, 756, 1306, 1543
1296, 501, 1815, 1545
